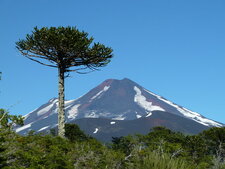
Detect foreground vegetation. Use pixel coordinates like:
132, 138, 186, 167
0, 109, 225, 168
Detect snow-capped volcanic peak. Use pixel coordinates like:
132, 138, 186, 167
15, 78, 224, 135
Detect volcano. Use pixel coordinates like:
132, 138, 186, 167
15, 78, 224, 142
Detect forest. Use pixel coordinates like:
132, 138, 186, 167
0, 108, 225, 169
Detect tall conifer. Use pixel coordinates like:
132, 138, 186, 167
16, 26, 113, 137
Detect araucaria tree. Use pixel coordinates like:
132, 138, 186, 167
16, 26, 113, 137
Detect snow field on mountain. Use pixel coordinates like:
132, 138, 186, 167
37, 104, 53, 116
38, 126, 50, 132
67, 104, 80, 119
134, 86, 165, 115
16, 122, 33, 133
144, 89, 222, 127
91, 86, 110, 100
135, 112, 142, 118
112, 115, 125, 120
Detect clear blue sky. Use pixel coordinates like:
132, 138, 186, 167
1, 0, 225, 124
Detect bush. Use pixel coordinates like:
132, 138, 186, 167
65, 123, 91, 142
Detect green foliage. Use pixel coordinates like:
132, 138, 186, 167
1, 124, 225, 168
200, 127, 225, 168
0, 129, 8, 168
111, 130, 195, 169
0, 109, 24, 129
183, 135, 211, 166
126, 151, 195, 169
200, 127, 225, 155
16, 26, 113, 72
112, 135, 140, 155
139, 126, 186, 158
2, 133, 124, 169
5, 134, 74, 168
111, 126, 225, 168
0, 110, 24, 168
65, 123, 91, 142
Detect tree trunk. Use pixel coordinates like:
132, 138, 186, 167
58, 67, 65, 138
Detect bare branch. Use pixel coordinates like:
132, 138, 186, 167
20, 49, 57, 63
25, 56, 57, 68
18, 50, 49, 60
75, 70, 95, 74
0, 111, 7, 122
17, 49, 58, 68
66, 66, 98, 74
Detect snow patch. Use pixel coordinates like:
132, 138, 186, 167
51, 123, 58, 128
110, 121, 116, 124
67, 104, 80, 119
16, 123, 32, 133
37, 104, 53, 116
135, 112, 142, 119
146, 112, 152, 117
85, 111, 99, 118
91, 86, 110, 100
112, 115, 125, 120
178, 107, 222, 127
48, 98, 58, 106
38, 126, 50, 132
93, 128, 99, 134
144, 89, 222, 127
65, 100, 76, 108
136, 115, 142, 118
134, 86, 165, 114
43, 116, 49, 119
49, 98, 58, 103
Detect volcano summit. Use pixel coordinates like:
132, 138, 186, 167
16, 78, 224, 141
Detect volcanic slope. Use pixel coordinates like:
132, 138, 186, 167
16, 78, 224, 141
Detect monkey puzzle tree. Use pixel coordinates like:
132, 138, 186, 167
16, 26, 113, 137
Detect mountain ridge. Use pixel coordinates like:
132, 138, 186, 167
15, 78, 224, 139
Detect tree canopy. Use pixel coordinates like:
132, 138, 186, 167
16, 26, 113, 138
0, 109, 23, 129
16, 26, 113, 73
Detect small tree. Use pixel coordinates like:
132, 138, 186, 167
16, 26, 113, 137
0, 109, 23, 129
65, 123, 90, 142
